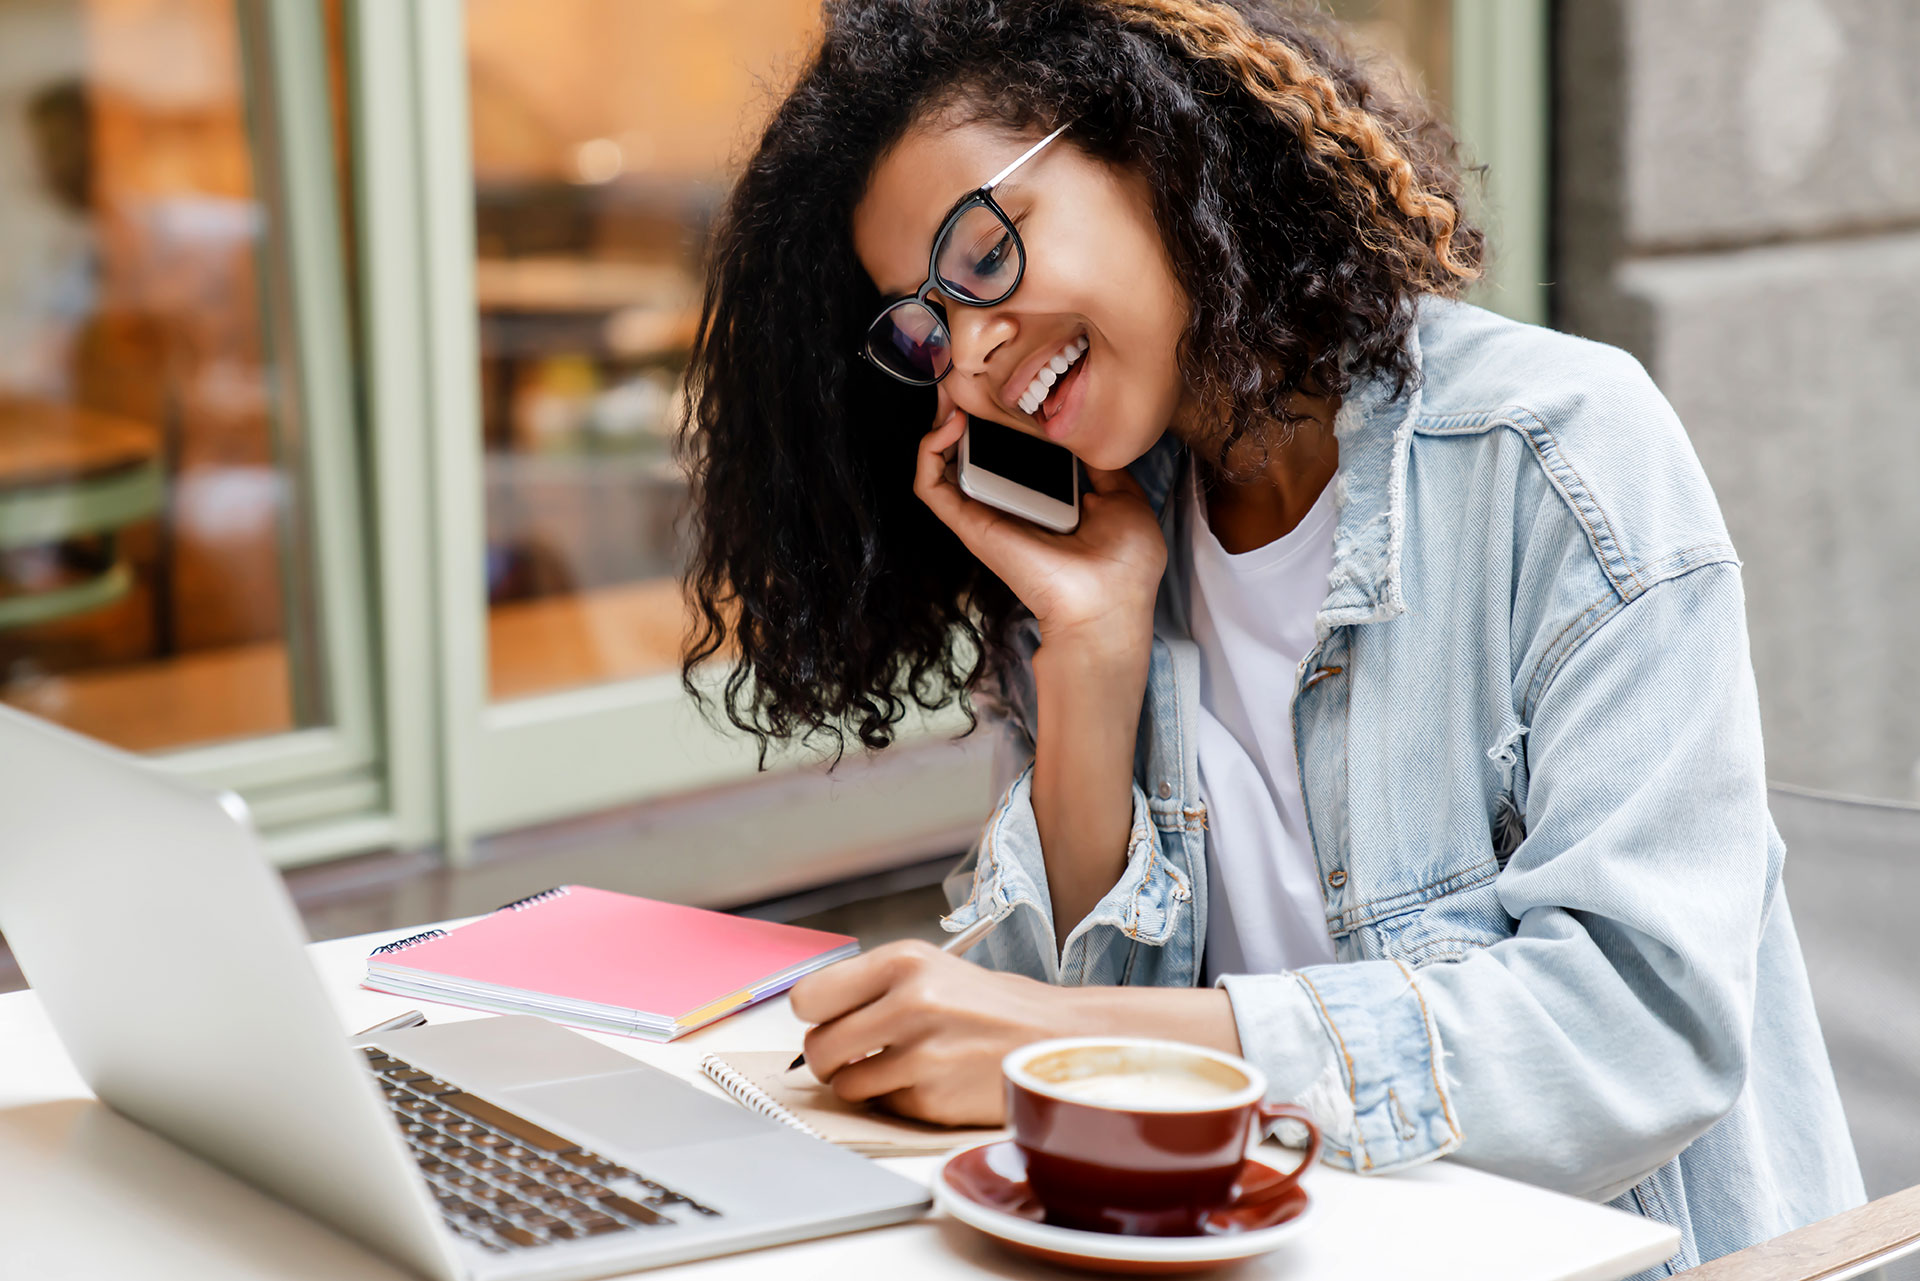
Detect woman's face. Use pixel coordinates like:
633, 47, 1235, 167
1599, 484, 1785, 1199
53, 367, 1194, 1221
853, 115, 1191, 473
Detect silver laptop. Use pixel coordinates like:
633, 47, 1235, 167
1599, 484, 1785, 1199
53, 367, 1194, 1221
0, 705, 930, 1279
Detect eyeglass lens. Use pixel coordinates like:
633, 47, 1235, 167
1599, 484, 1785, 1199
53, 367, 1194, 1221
871, 299, 951, 383
867, 202, 1021, 383
935, 203, 1020, 303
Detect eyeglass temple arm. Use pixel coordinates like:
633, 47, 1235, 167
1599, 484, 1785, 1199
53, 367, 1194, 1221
982, 123, 1071, 192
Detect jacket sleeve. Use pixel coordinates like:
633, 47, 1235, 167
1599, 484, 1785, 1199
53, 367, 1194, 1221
1218, 560, 1769, 1195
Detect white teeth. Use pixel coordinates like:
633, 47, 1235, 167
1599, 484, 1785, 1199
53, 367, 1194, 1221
1015, 336, 1088, 415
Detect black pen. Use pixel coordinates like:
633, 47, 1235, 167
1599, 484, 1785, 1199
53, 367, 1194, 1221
787, 911, 1004, 1072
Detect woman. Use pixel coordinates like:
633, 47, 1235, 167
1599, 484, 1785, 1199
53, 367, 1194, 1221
679, 0, 1864, 1271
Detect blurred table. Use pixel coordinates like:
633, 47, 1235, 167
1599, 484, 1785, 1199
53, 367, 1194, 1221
0, 396, 164, 630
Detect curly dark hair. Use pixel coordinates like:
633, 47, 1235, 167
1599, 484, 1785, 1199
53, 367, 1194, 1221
681, 0, 1483, 762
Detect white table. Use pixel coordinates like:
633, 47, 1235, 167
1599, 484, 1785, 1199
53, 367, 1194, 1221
0, 924, 1681, 1280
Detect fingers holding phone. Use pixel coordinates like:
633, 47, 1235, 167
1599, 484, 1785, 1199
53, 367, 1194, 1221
913, 409, 1166, 638
912, 409, 1069, 554
912, 406, 971, 520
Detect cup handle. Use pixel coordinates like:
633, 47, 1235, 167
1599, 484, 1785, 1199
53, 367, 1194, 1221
1252, 1101, 1324, 1184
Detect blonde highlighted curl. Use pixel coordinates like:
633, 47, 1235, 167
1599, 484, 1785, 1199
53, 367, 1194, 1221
1111, 0, 1479, 284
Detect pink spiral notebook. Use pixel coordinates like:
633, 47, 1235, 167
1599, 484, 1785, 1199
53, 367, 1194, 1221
362, 885, 859, 1041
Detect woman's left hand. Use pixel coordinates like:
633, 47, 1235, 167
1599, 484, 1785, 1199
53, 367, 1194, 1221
788, 938, 1068, 1127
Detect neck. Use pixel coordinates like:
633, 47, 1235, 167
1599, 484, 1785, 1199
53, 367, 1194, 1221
1199, 393, 1340, 555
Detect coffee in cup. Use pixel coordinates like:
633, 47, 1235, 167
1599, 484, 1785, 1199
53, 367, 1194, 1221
1001, 1037, 1321, 1236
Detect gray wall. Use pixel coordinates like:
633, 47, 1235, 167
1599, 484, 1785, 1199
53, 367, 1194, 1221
1556, 0, 1920, 805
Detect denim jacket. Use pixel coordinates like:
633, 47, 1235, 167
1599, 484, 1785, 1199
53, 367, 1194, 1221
941, 297, 1865, 1274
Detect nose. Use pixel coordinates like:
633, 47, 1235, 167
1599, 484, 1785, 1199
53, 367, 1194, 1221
941, 297, 1014, 381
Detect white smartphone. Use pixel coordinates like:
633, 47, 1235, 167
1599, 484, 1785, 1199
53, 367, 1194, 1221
958, 415, 1081, 533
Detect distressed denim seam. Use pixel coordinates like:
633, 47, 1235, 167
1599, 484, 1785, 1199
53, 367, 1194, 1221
969, 771, 1021, 915
1296, 970, 1367, 1170
1519, 410, 1645, 597
1131, 825, 1155, 938
1419, 406, 1633, 593
1392, 957, 1461, 1143
1387, 1087, 1412, 1140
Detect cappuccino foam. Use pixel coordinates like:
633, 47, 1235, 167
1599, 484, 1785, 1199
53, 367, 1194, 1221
1050, 1069, 1241, 1108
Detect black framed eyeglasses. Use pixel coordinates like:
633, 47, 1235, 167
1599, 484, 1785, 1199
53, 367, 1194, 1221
860, 124, 1071, 386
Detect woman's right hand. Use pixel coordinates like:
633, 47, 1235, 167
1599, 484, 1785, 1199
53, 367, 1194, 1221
914, 404, 1167, 650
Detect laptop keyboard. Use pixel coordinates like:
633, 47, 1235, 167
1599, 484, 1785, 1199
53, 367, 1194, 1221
363, 1048, 720, 1252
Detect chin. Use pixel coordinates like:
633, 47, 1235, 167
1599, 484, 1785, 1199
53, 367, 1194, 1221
1073, 432, 1160, 476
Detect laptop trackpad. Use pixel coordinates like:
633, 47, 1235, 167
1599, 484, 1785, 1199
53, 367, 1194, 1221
378, 1015, 652, 1092
506, 1069, 775, 1152
379, 1015, 774, 1150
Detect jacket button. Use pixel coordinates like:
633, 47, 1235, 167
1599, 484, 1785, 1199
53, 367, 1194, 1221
1156, 781, 1173, 799
1327, 870, 1347, 889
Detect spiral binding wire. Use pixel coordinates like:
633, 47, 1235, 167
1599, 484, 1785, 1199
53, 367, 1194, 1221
496, 885, 573, 912
699, 1056, 823, 1140
369, 928, 449, 956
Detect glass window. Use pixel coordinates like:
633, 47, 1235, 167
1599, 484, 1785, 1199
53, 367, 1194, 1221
465, 0, 822, 702
0, 0, 328, 752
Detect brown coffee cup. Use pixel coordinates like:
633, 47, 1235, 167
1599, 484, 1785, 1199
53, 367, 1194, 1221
1001, 1036, 1322, 1237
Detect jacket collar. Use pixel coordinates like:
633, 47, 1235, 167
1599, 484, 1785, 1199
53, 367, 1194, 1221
1129, 312, 1424, 642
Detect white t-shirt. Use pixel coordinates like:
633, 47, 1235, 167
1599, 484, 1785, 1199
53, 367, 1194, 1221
1182, 462, 1341, 982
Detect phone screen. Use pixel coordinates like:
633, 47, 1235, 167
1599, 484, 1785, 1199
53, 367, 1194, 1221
967, 416, 1076, 503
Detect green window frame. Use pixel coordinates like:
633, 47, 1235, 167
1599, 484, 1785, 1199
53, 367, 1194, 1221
139, 0, 391, 868
1453, 0, 1550, 327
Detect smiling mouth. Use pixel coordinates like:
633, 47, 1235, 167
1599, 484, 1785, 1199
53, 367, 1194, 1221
1035, 342, 1088, 426
1014, 333, 1088, 419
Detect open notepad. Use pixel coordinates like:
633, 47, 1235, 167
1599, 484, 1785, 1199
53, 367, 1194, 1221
701, 1051, 1007, 1157
362, 886, 859, 1041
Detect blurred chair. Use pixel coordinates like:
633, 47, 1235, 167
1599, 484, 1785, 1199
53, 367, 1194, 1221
1696, 787, 1920, 1280
0, 397, 163, 631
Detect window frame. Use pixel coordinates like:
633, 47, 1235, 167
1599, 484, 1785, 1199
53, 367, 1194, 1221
140, 0, 391, 866
1453, 0, 1550, 326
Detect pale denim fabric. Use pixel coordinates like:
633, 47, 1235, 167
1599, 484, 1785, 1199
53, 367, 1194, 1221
940, 296, 1866, 1275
